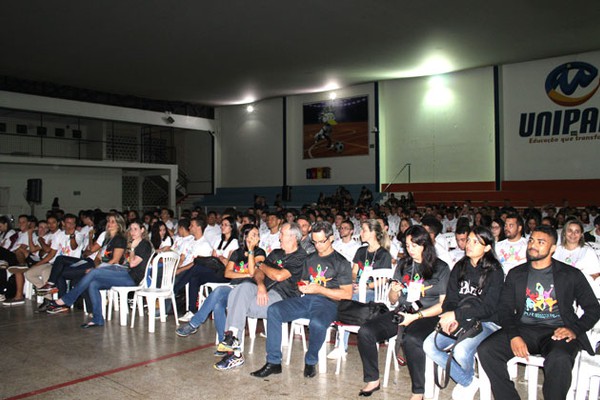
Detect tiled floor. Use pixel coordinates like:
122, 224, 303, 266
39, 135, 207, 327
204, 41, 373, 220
1, 299, 536, 399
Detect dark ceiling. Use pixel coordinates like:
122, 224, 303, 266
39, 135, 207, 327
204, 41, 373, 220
1, 1, 599, 108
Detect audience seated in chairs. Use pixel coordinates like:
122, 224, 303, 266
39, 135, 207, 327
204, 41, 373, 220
423, 226, 504, 400
251, 221, 352, 379
212, 222, 307, 371
47, 216, 152, 328
478, 225, 600, 400
356, 225, 450, 399
175, 223, 264, 342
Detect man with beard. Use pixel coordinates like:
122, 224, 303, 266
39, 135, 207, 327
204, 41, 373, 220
495, 213, 528, 275
478, 225, 600, 400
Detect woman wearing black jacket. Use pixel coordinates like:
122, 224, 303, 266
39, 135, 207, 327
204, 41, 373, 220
423, 226, 504, 400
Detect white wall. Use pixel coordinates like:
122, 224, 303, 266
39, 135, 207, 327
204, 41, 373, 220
379, 67, 496, 184
216, 98, 284, 188
0, 164, 122, 218
502, 50, 600, 181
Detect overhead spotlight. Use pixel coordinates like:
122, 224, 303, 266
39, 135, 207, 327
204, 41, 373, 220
329, 92, 337, 100
246, 105, 255, 113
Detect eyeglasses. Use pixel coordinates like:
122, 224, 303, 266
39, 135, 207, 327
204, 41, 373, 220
311, 237, 331, 245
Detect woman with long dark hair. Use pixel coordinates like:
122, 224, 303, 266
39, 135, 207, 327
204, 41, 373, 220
212, 216, 239, 265
356, 225, 450, 399
150, 220, 174, 252
175, 223, 265, 342
423, 226, 504, 399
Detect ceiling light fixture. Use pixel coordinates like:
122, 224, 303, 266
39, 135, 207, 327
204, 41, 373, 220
329, 92, 337, 100
246, 105, 255, 113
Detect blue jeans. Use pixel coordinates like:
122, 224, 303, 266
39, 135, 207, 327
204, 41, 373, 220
423, 321, 500, 386
266, 295, 338, 366
61, 265, 135, 326
188, 285, 232, 342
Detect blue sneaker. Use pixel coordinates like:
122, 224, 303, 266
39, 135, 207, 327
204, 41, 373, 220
214, 351, 245, 370
175, 323, 198, 337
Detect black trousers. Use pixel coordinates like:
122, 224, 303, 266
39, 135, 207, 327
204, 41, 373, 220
478, 325, 580, 400
357, 311, 438, 394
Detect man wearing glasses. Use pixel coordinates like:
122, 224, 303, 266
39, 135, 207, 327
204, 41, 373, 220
251, 221, 352, 379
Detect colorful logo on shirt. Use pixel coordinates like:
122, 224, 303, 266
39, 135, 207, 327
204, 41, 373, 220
308, 264, 332, 287
400, 273, 432, 296
525, 283, 558, 313
498, 245, 526, 265
236, 261, 249, 273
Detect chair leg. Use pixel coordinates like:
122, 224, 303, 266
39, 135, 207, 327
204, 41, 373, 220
148, 295, 157, 333
424, 356, 440, 400
335, 327, 346, 375
318, 328, 330, 374
281, 322, 288, 347
130, 294, 138, 328
526, 364, 539, 400
171, 293, 179, 326
107, 290, 114, 321
247, 317, 258, 354
383, 336, 395, 388
286, 322, 296, 366
118, 292, 129, 326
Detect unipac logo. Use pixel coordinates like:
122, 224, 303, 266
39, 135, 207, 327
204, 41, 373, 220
545, 61, 600, 107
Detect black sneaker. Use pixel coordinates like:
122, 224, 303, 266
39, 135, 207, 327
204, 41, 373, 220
36, 299, 52, 313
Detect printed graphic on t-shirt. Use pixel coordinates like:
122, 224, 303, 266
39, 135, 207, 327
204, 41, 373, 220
523, 282, 559, 319
497, 244, 526, 266
308, 264, 332, 287
235, 260, 249, 273
400, 273, 432, 297
458, 280, 482, 296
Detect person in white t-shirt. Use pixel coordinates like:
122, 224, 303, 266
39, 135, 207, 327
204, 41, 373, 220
259, 212, 282, 255
332, 220, 361, 263
495, 214, 528, 275
422, 216, 453, 267
553, 219, 600, 283
584, 216, 600, 244
448, 224, 469, 269
203, 211, 223, 246
172, 217, 220, 317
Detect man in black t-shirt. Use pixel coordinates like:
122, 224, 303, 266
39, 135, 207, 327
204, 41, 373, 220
251, 221, 352, 379
214, 223, 307, 370
479, 226, 600, 400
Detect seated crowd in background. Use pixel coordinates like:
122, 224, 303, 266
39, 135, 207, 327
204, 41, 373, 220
2, 194, 600, 400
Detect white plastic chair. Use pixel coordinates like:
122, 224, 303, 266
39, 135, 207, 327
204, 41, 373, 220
130, 251, 180, 333
107, 250, 155, 326
478, 353, 580, 400
334, 267, 394, 374
286, 317, 333, 374
575, 329, 600, 400
246, 317, 288, 354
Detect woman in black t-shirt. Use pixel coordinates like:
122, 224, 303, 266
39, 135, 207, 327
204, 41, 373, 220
50, 215, 153, 328
357, 225, 450, 398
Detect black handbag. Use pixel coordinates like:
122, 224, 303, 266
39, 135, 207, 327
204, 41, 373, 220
337, 300, 389, 325
433, 296, 484, 389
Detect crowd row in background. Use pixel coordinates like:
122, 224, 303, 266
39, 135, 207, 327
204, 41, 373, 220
1, 198, 600, 399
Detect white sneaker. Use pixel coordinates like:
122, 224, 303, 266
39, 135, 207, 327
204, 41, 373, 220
327, 347, 348, 360
0, 260, 8, 269
178, 311, 195, 322
452, 377, 479, 400
0, 294, 5, 302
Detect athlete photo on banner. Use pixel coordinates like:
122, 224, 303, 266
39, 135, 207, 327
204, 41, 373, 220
302, 95, 369, 159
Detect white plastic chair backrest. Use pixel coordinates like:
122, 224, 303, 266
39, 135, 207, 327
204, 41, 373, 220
147, 251, 180, 290
139, 249, 155, 288
357, 267, 393, 303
